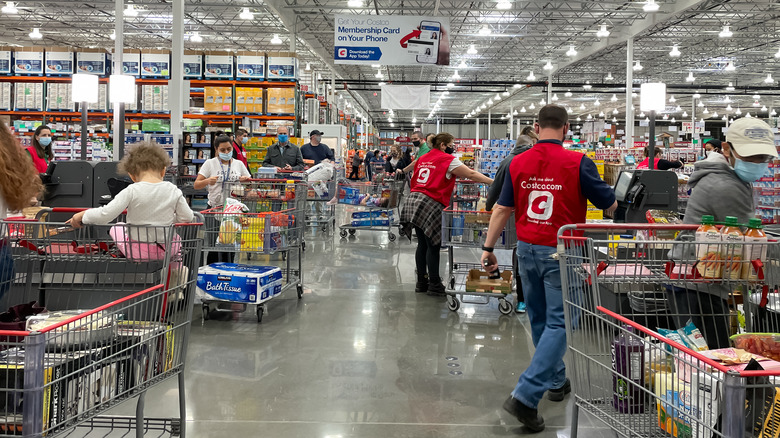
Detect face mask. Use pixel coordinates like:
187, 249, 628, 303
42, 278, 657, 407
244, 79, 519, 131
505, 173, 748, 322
445, 147, 455, 154
278, 134, 289, 144
219, 152, 232, 162
412, 140, 421, 147
313, 136, 321, 143
241, 137, 248, 145
733, 159, 768, 183
39, 137, 52, 147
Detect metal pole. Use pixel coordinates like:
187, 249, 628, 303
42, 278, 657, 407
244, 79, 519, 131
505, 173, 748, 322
436, 116, 440, 133
488, 110, 491, 140
547, 72, 553, 105
170, 0, 184, 165
475, 117, 479, 145
508, 103, 513, 139
625, 38, 634, 149
113, 0, 125, 160
649, 110, 656, 170
81, 102, 88, 159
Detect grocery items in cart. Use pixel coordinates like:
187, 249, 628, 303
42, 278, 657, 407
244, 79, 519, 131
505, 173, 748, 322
338, 179, 402, 241
197, 263, 283, 322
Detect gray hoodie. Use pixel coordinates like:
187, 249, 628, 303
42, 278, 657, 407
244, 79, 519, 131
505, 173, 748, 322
682, 157, 754, 225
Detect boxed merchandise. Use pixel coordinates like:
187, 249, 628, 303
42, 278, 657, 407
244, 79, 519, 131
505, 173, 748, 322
235, 87, 248, 113
465, 269, 512, 294
0, 82, 11, 110
140, 49, 170, 78
14, 47, 44, 75
252, 88, 264, 113
204, 86, 232, 113
183, 50, 202, 79
121, 50, 141, 76
0, 47, 11, 74
196, 263, 283, 304
266, 52, 297, 80
44, 46, 74, 76
236, 51, 265, 80
162, 85, 169, 112
204, 51, 234, 79
76, 48, 110, 75
266, 87, 295, 114
152, 85, 163, 112
655, 372, 693, 437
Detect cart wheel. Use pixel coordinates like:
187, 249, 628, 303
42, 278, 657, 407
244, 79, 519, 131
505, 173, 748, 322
302, 241, 306, 252
446, 295, 460, 312
449, 277, 455, 289
388, 233, 396, 242
202, 304, 210, 321
256, 306, 264, 323
297, 285, 304, 299
348, 229, 356, 236
340, 230, 348, 238
498, 299, 513, 315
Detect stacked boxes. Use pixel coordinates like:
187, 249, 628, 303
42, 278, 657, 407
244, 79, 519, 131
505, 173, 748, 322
236, 51, 265, 80
266, 52, 298, 80
183, 50, 202, 79
754, 160, 780, 224
46, 83, 75, 111
0, 83, 12, 110
121, 50, 141, 76
476, 139, 515, 179
14, 47, 44, 75
140, 85, 168, 112
235, 88, 264, 114
14, 82, 44, 110
266, 87, 294, 114
76, 48, 110, 76
204, 51, 234, 79
140, 49, 170, 78
204, 86, 232, 113
0, 47, 11, 75
44, 47, 74, 76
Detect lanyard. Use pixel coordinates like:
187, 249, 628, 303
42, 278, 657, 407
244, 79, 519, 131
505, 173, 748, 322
220, 160, 232, 191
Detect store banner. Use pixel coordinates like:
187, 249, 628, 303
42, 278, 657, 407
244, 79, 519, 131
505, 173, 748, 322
380, 84, 430, 110
334, 14, 450, 65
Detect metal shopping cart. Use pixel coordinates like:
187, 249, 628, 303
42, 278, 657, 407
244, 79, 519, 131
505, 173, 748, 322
337, 178, 403, 242
200, 178, 305, 322
0, 215, 202, 437
558, 223, 780, 438
305, 176, 337, 234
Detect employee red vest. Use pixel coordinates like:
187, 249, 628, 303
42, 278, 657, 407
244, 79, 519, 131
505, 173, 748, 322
232, 141, 249, 169
636, 157, 660, 170
26, 146, 47, 173
411, 148, 457, 206
508, 142, 587, 247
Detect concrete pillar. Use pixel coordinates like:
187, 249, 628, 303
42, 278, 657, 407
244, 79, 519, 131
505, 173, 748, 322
625, 38, 634, 148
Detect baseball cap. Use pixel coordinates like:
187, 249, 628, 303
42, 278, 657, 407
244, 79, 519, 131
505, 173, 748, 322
310, 130, 324, 137
726, 118, 778, 158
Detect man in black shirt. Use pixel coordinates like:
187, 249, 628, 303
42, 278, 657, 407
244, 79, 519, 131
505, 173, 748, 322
301, 130, 334, 165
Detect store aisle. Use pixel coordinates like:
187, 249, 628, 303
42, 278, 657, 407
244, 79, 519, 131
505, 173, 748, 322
72, 232, 612, 437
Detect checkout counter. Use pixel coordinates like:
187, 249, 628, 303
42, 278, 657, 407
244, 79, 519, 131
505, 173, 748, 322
41, 160, 124, 221
613, 169, 679, 223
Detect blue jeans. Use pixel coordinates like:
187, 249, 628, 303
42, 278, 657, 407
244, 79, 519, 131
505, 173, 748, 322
511, 241, 567, 409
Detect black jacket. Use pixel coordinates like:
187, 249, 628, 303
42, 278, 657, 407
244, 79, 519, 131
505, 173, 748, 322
262, 142, 305, 170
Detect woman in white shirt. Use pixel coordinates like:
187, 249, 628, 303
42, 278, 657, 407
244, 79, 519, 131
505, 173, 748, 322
194, 135, 251, 207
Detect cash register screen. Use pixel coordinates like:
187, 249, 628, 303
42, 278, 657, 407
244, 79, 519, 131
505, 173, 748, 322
614, 171, 634, 202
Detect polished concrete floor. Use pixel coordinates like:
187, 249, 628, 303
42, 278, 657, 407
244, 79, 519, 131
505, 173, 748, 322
69, 222, 614, 437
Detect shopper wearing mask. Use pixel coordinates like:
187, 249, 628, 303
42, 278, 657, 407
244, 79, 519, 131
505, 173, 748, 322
668, 118, 778, 349
637, 146, 683, 170
231, 128, 250, 169
400, 131, 428, 174
363, 148, 375, 182
263, 127, 304, 171
301, 130, 334, 166
348, 150, 362, 180
385, 145, 403, 173
703, 139, 722, 157
400, 133, 493, 296
26, 125, 53, 173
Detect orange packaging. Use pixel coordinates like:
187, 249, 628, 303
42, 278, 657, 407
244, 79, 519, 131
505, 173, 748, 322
742, 218, 767, 280
695, 215, 722, 278
720, 216, 744, 280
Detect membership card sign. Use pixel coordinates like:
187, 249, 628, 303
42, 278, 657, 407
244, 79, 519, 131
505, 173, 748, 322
334, 14, 451, 66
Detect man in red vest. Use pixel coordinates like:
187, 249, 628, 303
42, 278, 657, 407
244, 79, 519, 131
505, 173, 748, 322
481, 104, 616, 432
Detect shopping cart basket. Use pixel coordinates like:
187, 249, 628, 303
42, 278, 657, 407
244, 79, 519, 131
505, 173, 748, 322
337, 179, 403, 242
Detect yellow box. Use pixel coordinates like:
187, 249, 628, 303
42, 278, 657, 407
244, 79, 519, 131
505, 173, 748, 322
240, 218, 265, 252
253, 88, 264, 114
586, 209, 603, 220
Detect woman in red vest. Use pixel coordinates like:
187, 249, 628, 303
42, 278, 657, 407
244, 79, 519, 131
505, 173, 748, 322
25, 125, 53, 173
400, 132, 493, 296
636, 146, 683, 170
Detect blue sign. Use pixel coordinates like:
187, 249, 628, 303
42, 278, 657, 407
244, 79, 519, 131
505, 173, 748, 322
334, 46, 383, 62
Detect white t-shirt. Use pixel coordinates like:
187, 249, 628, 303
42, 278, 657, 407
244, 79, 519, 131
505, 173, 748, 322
198, 158, 251, 207
446, 158, 464, 179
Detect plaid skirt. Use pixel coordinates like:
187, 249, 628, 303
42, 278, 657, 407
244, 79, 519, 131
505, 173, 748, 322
400, 191, 444, 246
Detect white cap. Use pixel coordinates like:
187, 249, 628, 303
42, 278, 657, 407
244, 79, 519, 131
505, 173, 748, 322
726, 118, 778, 158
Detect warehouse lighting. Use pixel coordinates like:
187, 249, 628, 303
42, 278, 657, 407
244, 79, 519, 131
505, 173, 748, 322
587, 114, 593, 120
693, 91, 701, 99
458, 60, 467, 69
496, 0, 512, 9
467, 44, 477, 55
552, 94, 559, 101
375, 69, 383, 78
543, 60, 553, 70
697, 100, 704, 107
479, 25, 492, 35
1, 2, 17, 14
513, 83, 521, 88
746, 112, 752, 118
378, 81, 385, 86
726, 82, 735, 91
72, 73, 99, 103
599, 111, 605, 117
481, 103, 487, 109
596, 24, 610, 38
722, 115, 728, 121
726, 104, 733, 111
753, 100, 760, 107
526, 71, 536, 80
190, 32, 202, 43
29, 28, 42, 39
639, 112, 645, 117
682, 111, 688, 117
703, 107, 709, 115
633, 60, 643, 71
566, 45, 577, 57
304, 62, 310, 71
538, 98, 545, 105
503, 90, 510, 96
675, 105, 682, 112
775, 48, 780, 58
495, 93, 502, 101
565, 89, 573, 97
724, 61, 736, 71
718, 25, 733, 38
640, 83, 666, 112
724, 96, 732, 103
348, 0, 363, 7
488, 98, 494, 105
529, 103, 536, 109
662, 114, 668, 120
109, 75, 135, 103
753, 94, 761, 100
607, 94, 616, 102
613, 108, 618, 114
612, 117, 617, 123
576, 116, 581, 121
735, 107, 742, 115
594, 99, 600, 107
579, 103, 585, 110
513, 109, 518, 115
271, 34, 282, 45
685, 72, 695, 82
643, 0, 660, 12
669, 44, 681, 57
771, 109, 778, 116
240, 7, 254, 19
583, 82, 592, 89
761, 105, 768, 112
124, 4, 138, 16
501, 115, 506, 119
452, 70, 461, 80
712, 112, 718, 118
446, 82, 455, 88
669, 95, 676, 103
520, 106, 526, 112
765, 73, 775, 84
605, 72, 614, 80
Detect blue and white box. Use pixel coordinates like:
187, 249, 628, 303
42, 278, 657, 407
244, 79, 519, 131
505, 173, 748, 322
141, 50, 170, 78
122, 51, 141, 77
196, 263, 283, 304
14, 48, 43, 75
0, 49, 11, 74
44, 48, 73, 76
76, 49, 110, 75
183, 52, 202, 79
204, 52, 234, 79
266, 53, 298, 80
236, 51, 265, 80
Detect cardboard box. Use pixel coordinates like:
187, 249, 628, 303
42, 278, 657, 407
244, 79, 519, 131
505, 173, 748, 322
183, 51, 202, 79
204, 86, 231, 113
465, 269, 512, 294
252, 88, 264, 113
266, 87, 294, 114
266, 52, 297, 80
0, 83, 11, 110
196, 263, 283, 304
14, 47, 44, 75
140, 49, 170, 78
204, 51, 234, 79
44, 46, 73, 76
76, 49, 110, 75
0, 47, 11, 74
46, 83, 58, 110
152, 85, 163, 112
236, 51, 265, 80
121, 50, 141, 76
162, 85, 169, 112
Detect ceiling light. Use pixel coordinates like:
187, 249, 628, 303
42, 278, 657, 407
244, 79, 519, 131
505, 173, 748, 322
771, 109, 778, 116
613, 108, 618, 114
566, 45, 577, 57
599, 111, 605, 117
632, 92, 638, 98
686, 72, 695, 82
371, 64, 380, 68
513, 83, 521, 88
110, 30, 116, 40
304, 62, 311, 71
671, 118, 676, 123
693, 92, 701, 99
587, 114, 593, 120
745, 112, 752, 118
639, 112, 645, 117
718, 25, 733, 38
240, 7, 254, 19
447, 82, 455, 87
775, 48, 780, 58
712, 112, 718, 118
503, 90, 510, 96
576, 116, 581, 121
669, 95, 676, 103
735, 107, 742, 115
443, 90, 450, 96
596, 24, 610, 38
761, 105, 767, 112
643, 0, 660, 12
375, 69, 383, 78
495, 93, 502, 101
703, 107, 709, 115
753, 94, 761, 100
697, 100, 704, 107
645, 117, 650, 122
543, 60, 553, 70
271, 34, 282, 45
520, 106, 526, 112
452, 70, 461, 80
378, 81, 385, 86
682, 111, 688, 117
479, 25, 492, 36
612, 117, 617, 123
28, 28, 42, 39
529, 103, 536, 110
726, 82, 735, 91
390, 123, 395, 127
610, 94, 618, 102
579, 103, 586, 110
481, 103, 487, 109
726, 104, 733, 111
1, 2, 17, 14
538, 99, 545, 105
458, 60, 467, 69
765, 74, 775, 84
513, 110, 518, 115
583, 82, 592, 90
467, 45, 477, 55
500, 115, 506, 120
605, 72, 614, 81
675, 105, 682, 112
594, 99, 600, 107
387, 118, 393, 123
496, 0, 512, 10
724, 61, 736, 71
527, 71, 536, 80
633, 60, 643, 71
724, 96, 732, 103
488, 98, 493, 105
662, 114, 669, 120
190, 31, 202, 43
565, 90, 573, 97
722, 115, 728, 121
124, 4, 138, 16
412, 117, 417, 124
552, 94, 559, 101
348, 0, 363, 7
669, 44, 681, 57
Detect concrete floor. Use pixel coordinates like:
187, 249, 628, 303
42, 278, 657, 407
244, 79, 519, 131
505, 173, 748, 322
68, 223, 614, 437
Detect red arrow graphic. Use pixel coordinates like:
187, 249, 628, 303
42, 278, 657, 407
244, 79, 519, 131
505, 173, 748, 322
400, 29, 422, 48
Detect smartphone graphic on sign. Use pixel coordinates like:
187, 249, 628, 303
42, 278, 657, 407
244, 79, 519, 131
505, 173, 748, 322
409, 20, 441, 64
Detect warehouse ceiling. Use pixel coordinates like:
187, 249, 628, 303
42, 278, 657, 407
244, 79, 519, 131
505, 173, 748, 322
0, 0, 777, 129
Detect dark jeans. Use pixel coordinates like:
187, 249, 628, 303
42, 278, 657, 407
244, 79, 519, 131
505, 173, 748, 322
666, 288, 731, 349
414, 226, 441, 283
514, 253, 525, 303
349, 165, 360, 179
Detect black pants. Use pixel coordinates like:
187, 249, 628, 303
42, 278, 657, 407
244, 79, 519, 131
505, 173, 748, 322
414, 226, 441, 283
666, 288, 731, 349
349, 165, 360, 179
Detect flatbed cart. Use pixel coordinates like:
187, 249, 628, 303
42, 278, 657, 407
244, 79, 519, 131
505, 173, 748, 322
441, 207, 517, 315
200, 178, 305, 323
0, 216, 203, 438
558, 223, 780, 438
337, 178, 403, 242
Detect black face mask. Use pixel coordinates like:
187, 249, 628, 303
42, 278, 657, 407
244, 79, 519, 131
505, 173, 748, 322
412, 140, 421, 147
445, 147, 455, 154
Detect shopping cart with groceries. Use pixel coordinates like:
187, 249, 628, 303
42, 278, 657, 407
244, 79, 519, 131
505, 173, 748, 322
337, 177, 403, 242
0, 209, 203, 437
558, 222, 780, 438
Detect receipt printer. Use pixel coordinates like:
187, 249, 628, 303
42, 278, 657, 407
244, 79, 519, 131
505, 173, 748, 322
613, 170, 678, 223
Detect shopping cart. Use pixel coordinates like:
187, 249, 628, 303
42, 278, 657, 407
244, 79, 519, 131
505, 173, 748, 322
558, 223, 780, 438
0, 214, 203, 437
441, 205, 517, 315
306, 178, 337, 233
337, 178, 403, 242
200, 178, 305, 322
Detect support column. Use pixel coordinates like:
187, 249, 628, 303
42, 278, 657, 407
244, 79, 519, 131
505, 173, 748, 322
170, 0, 184, 165
547, 72, 553, 105
517, 118, 521, 138
625, 38, 634, 149
487, 110, 491, 140
475, 117, 479, 145
508, 103, 514, 139
112, 0, 125, 160
436, 116, 440, 133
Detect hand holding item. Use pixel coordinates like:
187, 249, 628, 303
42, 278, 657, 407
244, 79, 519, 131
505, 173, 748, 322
481, 251, 498, 273
66, 211, 85, 229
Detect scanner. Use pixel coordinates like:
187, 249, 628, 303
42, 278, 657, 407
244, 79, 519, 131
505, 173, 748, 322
613, 170, 678, 223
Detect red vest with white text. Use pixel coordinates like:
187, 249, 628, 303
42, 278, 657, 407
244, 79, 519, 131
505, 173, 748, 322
411, 148, 457, 207
508, 142, 586, 247
636, 157, 660, 170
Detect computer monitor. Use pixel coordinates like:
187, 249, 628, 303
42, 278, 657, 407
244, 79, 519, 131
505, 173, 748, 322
614, 171, 634, 202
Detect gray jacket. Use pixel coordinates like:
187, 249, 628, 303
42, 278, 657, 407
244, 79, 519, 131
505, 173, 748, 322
486, 137, 534, 210
263, 142, 305, 171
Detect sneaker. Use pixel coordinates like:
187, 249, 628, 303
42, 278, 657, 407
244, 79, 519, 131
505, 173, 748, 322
502, 396, 545, 432
547, 378, 571, 402
415, 274, 429, 293
426, 281, 446, 297
515, 302, 527, 313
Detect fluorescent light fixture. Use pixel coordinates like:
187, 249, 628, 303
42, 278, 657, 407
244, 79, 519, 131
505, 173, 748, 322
452, 70, 461, 80
640, 82, 666, 112
643, 0, 660, 12
479, 25, 492, 35
271, 34, 282, 44
726, 82, 735, 91
529, 103, 536, 109
348, 0, 363, 7
718, 25, 733, 38
552, 94, 559, 101
543, 60, 553, 70
693, 92, 701, 99
610, 94, 618, 102
596, 24, 610, 38
240, 7, 253, 19
458, 60, 467, 69
685, 72, 695, 82
304, 62, 310, 71
2, 2, 17, 14
765, 73, 775, 84
566, 45, 577, 57
565, 90, 573, 97
190, 31, 202, 43
632, 60, 643, 71
669, 44, 681, 57
527, 71, 536, 80
583, 82, 592, 90
467, 44, 478, 55
613, 108, 619, 114
724, 61, 735, 71
496, 0, 512, 9
124, 4, 138, 16
513, 83, 521, 88
29, 28, 42, 39
72, 73, 99, 103
605, 72, 614, 80
682, 111, 688, 117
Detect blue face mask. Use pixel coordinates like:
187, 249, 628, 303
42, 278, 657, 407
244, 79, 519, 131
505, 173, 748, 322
278, 134, 289, 144
733, 159, 768, 183
219, 152, 232, 162
39, 137, 52, 147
